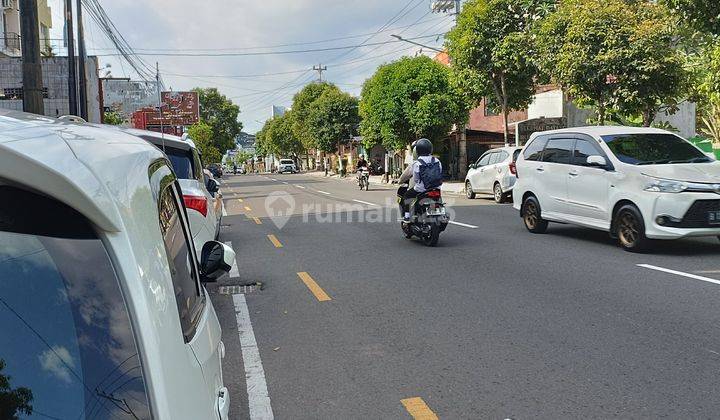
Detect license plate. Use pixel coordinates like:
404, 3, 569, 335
427, 207, 446, 216
709, 211, 720, 225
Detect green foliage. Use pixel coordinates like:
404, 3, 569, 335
192, 87, 243, 153
359, 56, 467, 151
0, 359, 33, 419
535, 0, 687, 125
701, 101, 720, 148
307, 90, 359, 153
290, 82, 341, 150
188, 121, 222, 164
234, 151, 253, 164
446, 0, 553, 141
662, 0, 720, 36
103, 110, 124, 125
256, 112, 302, 157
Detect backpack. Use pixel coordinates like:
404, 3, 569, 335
418, 158, 443, 190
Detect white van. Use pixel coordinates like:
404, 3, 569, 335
0, 110, 234, 418
513, 126, 720, 251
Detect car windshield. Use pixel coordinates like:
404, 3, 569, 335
602, 133, 712, 165
280, 160, 293, 164
164, 146, 195, 179
0, 186, 150, 419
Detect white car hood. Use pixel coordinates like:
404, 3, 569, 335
640, 162, 720, 184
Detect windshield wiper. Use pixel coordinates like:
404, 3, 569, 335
636, 159, 670, 165
668, 157, 712, 164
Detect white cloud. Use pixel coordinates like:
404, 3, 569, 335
39, 345, 76, 384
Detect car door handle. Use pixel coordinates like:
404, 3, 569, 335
568, 170, 579, 177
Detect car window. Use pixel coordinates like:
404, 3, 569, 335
477, 153, 491, 166
487, 152, 500, 165
573, 138, 603, 166
523, 136, 549, 161
280, 160, 294, 165
192, 149, 205, 182
164, 146, 195, 180
0, 185, 150, 419
512, 149, 522, 162
155, 169, 204, 342
542, 138, 574, 164
496, 151, 510, 163
602, 133, 710, 165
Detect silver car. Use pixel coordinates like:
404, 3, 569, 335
465, 146, 523, 203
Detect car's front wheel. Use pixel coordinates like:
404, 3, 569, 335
522, 195, 548, 233
615, 204, 649, 252
493, 183, 504, 204
465, 181, 475, 199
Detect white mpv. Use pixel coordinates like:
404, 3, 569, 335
513, 126, 720, 251
0, 110, 234, 419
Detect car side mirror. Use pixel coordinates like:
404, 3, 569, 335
206, 178, 219, 193
199, 241, 235, 283
587, 155, 607, 168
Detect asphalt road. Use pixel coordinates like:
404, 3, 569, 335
207, 172, 720, 419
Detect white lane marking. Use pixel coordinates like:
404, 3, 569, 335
281, 181, 289, 185
296, 185, 306, 189
222, 205, 227, 217
448, 220, 479, 229
233, 294, 274, 420
224, 241, 240, 278
352, 199, 379, 207
316, 190, 331, 195
638, 264, 720, 286
270, 178, 278, 181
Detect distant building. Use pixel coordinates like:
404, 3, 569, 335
1, 0, 53, 57
271, 105, 287, 117
101, 78, 159, 125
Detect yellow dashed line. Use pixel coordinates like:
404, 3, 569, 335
244, 206, 252, 211
267, 234, 283, 248
401, 397, 438, 420
253, 217, 262, 225
238, 198, 244, 203
296, 272, 331, 302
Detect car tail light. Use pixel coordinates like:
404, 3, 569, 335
426, 190, 441, 198
509, 161, 517, 176
183, 195, 208, 217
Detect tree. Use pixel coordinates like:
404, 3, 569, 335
536, 0, 686, 126
192, 87, 243, 153
662, 0, 720, 36
188, 121, 223, 164
290, 82, 340, 150
359, 56, 467, 152
446, 0, 552, 143
103, 110, 124, 125
307, 90, 359, 155
256, 113, 302, 158
0, 359, 33, 419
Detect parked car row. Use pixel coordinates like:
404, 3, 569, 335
0, 109, 233, 419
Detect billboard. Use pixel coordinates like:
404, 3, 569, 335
131, 91, 200, 128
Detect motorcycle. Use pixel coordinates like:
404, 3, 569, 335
397, 185, 449, 246
357, 167, 370, 191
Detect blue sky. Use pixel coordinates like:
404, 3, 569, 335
48, 0, 455, 134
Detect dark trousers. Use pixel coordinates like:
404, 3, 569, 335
397, 186, 419, 213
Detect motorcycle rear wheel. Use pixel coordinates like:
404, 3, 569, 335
422, 223, 440, 246
401, 222, 413, 239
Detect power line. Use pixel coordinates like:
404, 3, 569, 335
92, 33, 447, 57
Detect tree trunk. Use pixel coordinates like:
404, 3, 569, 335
642, 108, 655, 127
500, 73, 510, 145
597, 102, 606, 126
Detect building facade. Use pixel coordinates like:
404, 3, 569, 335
1, 0, 53, 57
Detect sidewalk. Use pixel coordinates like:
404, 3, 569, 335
304, 170, 467, 196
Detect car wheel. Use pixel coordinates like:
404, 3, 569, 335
493, 183, 504, 204
615, 204, 649, 252
465, 181, 475, 199
522, 195, 548, 233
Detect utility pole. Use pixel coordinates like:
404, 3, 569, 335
19, 0, 44, 114
76, 0, 88, 120
65, 0, 77, 116
312, 64, 327, 82
156, 63, 166, 143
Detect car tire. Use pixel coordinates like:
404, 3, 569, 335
615, 204, 649, 252
493, 182, 504, 204
522, 195, 548, 234
465, 181, 475, 199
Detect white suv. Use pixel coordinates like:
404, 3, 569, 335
513, 126, 720, 251
278, 159, 298, 173
465, 146, 523, 203
0, 110, 234, 418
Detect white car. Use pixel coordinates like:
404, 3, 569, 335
127, 129, 223, 253
0, 110, 234, 419
465, 146, 523, 203
513, 126, 720, 251
278, 159, 298, 173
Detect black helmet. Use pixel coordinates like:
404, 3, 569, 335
414, 138, 433, 156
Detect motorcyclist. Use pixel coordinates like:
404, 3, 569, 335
398, 138, 442, 222
356, 155, 368, 171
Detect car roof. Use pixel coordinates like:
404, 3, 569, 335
122, 128, 197, 152
530, 125, 672, 140
0, 109, 166, 233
